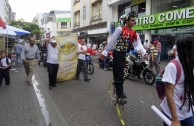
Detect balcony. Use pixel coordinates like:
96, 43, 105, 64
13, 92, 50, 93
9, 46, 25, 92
91, 14, 102, 22
74, 22, 80, 27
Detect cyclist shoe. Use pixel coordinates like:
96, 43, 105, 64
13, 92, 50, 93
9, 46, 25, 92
118, 98, 127, 105
120, 93, 127, 99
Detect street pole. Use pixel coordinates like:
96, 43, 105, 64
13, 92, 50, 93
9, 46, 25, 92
7, 29, 8, 56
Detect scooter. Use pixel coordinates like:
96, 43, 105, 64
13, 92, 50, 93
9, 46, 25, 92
38, 46, 47, 67
125, 54, 155, 85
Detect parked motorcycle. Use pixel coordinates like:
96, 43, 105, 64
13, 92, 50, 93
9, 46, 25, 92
38, 45, 47, 67
125, 54, 155, 85
98, 51, 113, 69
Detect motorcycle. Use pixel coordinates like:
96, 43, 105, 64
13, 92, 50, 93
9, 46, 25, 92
98, 51, 113, 69
125, 54, 155, 85
38, 46, 47, 67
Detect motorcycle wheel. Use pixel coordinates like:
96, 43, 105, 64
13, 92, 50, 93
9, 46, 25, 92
143, 70, 155, 85
43, 60, 47, 68
87, 63, 94, 74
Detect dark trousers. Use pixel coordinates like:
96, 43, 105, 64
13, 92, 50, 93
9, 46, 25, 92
47, 63, 59, 87
76, 59, 88, 80
113, 50, 126, 98
0, 68, 10, 86
163, 111, 194, 126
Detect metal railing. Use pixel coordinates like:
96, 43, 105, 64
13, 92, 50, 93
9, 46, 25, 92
74, 22, 80, 27
91, 14, 102, 21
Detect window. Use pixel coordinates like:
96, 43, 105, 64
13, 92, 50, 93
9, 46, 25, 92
151, 0, 194, 14
83, 6, 86, 20
61, 22, 67, 28
92, 4, 98, 16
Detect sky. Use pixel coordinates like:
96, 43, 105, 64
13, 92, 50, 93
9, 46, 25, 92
9, 0, 71, 22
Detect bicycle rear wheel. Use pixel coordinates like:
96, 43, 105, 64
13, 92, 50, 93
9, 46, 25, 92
116, 103, 126, 126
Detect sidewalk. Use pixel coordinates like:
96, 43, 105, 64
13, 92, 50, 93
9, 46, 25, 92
0, 67, 45, 126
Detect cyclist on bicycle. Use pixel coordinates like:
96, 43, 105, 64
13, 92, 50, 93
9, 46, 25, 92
101, 11, 147, 103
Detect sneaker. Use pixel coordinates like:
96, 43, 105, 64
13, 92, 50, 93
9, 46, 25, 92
76, 77, 80, 80
120, 93, 127, 99
52, 84, 57, 87
49, 86, 52, 90
28, 82, 33, 86
104, 68, 107, 71
118, 98, 127, 104
84, 78, 91, 82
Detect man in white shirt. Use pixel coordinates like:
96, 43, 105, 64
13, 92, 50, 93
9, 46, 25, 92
76, 38, 90, 82
45, 38, 59, 89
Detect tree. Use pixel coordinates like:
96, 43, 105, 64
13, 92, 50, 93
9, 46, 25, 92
10, 20, 41, 40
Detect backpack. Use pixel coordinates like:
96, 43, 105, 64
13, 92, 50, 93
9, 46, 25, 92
0, 57, 11, 69
155, 59, 181, 100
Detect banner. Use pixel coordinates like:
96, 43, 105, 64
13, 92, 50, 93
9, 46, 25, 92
133, 6, 194, 30
55, 34, 78, 82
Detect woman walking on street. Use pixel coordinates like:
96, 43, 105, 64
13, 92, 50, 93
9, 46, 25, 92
161, 34, 194, 126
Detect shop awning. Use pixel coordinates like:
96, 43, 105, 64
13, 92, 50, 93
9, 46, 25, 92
0, 25, 30, 36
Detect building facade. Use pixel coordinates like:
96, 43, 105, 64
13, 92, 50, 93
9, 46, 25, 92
33, 11, 72, 39
11, 12, 16, 21
133, 0, 194, 59
0, 0, 12, 23
72, 0, 194, 59
71, 0, 109, 46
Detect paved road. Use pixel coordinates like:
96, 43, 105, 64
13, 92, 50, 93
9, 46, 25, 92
0, 61, 168, 126
35, 62, 166, 126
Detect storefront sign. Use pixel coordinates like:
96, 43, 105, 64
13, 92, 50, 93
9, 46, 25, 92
133, 6, 194, 31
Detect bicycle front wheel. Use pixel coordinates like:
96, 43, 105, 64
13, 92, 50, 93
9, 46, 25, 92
108, 79, 116, 104
87, 62, 94, 74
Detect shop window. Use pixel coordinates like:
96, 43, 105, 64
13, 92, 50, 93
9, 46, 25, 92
83, 6, 86, 20
61, 22, 67, 28
151, 0, 194, 14
138, 2, 145, 13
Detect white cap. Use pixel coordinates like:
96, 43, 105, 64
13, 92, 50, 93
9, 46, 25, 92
50, 39, 57, 43
18, 39, 24, 43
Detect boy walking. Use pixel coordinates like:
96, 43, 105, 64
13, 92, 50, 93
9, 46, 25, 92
0, 51, 11, 87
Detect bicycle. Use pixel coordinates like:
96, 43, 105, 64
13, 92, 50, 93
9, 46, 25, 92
80, 53, 94, 74
108, 78, 126, 126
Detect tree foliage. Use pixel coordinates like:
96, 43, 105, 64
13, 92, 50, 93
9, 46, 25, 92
10, 19, 41, 39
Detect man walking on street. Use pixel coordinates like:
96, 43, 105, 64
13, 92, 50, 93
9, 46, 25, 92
14, 40, 23, 68
21, 37, 40, 86
45, 38, 59, 89
76, 37, 90, 82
